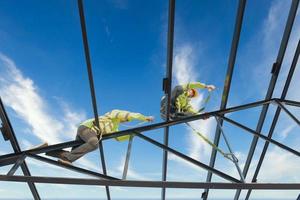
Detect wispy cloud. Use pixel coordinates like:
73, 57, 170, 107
109, 0, 129, 10
0, 53, 64, 144
237, 0, 300, 188
114, 155, 152, 180
251, 0, 300, 138
101, 18, 114, 43
257, 146, 300, 182
0, 53, 97, 170
0, 53, 86, 144
173, 44, 215, 161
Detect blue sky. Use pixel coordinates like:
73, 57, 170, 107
0, 0, 299, 199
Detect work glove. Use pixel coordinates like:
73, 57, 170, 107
206, 85, 216, 92
146, 116, 155, 122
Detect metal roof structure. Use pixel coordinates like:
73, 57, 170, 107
0, 0, 300, 199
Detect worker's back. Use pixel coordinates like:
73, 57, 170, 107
160, 85, 184, 120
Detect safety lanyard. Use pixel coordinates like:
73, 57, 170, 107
185, 122, 237, 163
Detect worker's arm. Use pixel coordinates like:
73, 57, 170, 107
182, 82, 206, 90
182, 82, 216, 91
107, 110, 154, 122
127, 112, 154, 122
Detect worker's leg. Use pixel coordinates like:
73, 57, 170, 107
63, 126, 99, 162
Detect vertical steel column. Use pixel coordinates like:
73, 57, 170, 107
203, 0, 246, 199
234, 1, 299, 199
77, 1, 111, 199
244, 39, 300, 200
0, 98, 41, 200
122, 135, 134, 180
214, 117, 245, 182
161, 0, 176, 199
7, 154, 26, 176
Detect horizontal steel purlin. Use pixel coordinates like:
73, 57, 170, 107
0, 98, 300, 166
0, 98, 278, 163
0, 175, 299, 189
0, 98, 298, 165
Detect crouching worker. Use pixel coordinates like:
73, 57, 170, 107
51, 110, 154, 165
160, 82, 215, 120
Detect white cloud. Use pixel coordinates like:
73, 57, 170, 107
0, 53, 97, 171
60, 101, 86, 140
257, 146, 300, 182
242, 0, 300, 185
0, 53, 64, 144
0, 150, 7, 155
173, 44, 214, 161
74, 157, 99, 172
115, 155, 150, 180
109, 0, 128, 10
20, 139, 34, 150
173, 44, 198, 86
279, 123, 297, 139
168, 152, 204, 173
187, 118, 215, 161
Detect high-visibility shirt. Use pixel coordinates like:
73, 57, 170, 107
174, 82, 206, 114
80, 109, 148, 141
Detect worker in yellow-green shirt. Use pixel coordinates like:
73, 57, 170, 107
57, 110, 154, 164
161, 82, 215, 120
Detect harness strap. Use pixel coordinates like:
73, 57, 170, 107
185, 123, 236, 162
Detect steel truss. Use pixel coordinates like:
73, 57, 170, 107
1, 97, 300, 197
0, 0, 299, 199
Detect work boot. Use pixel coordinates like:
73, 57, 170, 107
58, 158, 72, 165
30, 142, 48, 150
46, 149, 68, 159
58, 152, 73, 165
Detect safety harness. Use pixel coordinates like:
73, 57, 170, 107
185, 122, 238, 163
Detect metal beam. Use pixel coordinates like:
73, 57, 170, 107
122, 135, 134, 180
275, 99, 300, 126
214, 117, 245, 182
204, 0, 246, 198
161, 0, 176, 199
27, 154, 119, 180
135, 133, 241, 183
234, 1, 299, 199
102, 99, 273, 141
7, 154, 26, 176
245, 39, 300, 200
0, 98, 41, 199
0, 175, 299, 190
77, 0, 110, 199
0, 98, 282, 163
218, 115, 300, 157
282, 99, 300, 107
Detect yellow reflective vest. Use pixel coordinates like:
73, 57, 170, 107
175, 82, 206, 114
80, 109, 148, 141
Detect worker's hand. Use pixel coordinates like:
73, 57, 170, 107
206, 85, 216, 92
146, 116, 154, 122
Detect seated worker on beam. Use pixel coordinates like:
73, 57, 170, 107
161, 82, 215, 120
48, 110, 154, 165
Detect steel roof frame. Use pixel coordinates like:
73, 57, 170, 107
0, 0, 299, 199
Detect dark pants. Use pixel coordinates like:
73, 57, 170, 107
63, 125, 99, 162
162, 111, 195, 121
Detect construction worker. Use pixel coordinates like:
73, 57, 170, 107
161, 82, 215, 120
49, 110, 154, 165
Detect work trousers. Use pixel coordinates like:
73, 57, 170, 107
63, 125, 99, 162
